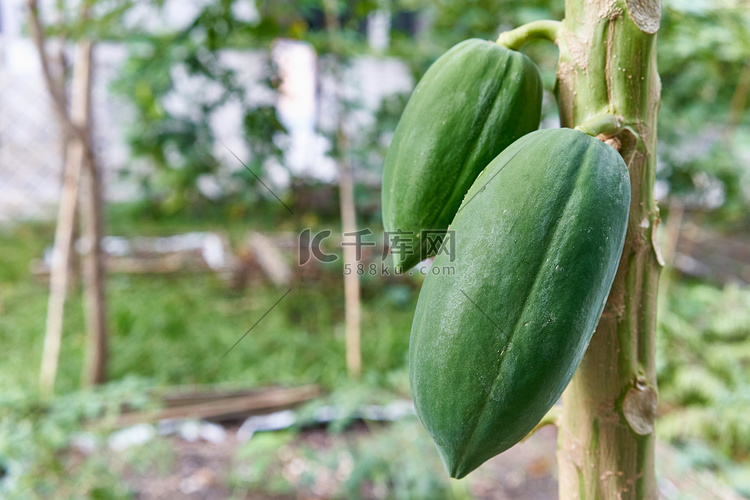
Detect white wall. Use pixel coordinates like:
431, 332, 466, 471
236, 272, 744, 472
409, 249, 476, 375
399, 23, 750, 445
0, 0, 414, 222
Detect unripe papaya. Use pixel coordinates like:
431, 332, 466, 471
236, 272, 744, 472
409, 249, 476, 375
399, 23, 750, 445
409, 128, 630, 479
382, 39, 542, 272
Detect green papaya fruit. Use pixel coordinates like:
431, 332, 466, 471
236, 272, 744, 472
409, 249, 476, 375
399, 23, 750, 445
382, 38, 543, 272
409, 128, 630, 479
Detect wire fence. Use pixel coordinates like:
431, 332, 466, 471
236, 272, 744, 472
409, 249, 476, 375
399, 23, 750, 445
0, 41, 138, 225
0, 63, 63, 223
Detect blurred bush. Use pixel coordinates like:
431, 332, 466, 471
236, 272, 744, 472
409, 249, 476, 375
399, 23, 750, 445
0, 378, 155, 499
658, 1, 750, 226
657, 282, 750, 495
233, 384, 462, 500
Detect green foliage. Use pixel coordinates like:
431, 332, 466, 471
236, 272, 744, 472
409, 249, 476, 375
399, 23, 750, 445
104, 0, 568, 219
330, 418, 462, 500
111, 4, 287, 216
657, 0, 750, 225
234, 386, 464, 500
0, 215, 423, 497
0, 378, 155, 499
56, 0, 750, 225
0, 223, 54, 284
233, 431, 297, 496
0, 214, 416, 395
105, 0, 411, 217
420, 0, 562, 48
657, 282, 750, 495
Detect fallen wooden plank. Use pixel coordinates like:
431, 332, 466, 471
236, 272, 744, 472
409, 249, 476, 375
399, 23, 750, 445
157, 385, 312, 408
115, 385, 322, 427
32, 232, 235, 279
247, 232, 292, 286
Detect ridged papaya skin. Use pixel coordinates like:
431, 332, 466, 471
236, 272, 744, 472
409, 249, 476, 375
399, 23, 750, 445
409, 128, 631, 479
382, 39, 542, 272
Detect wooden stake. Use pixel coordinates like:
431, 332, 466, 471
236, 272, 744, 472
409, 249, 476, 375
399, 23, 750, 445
40, 127, 83, 396
31, 0, 105, 396
323, 0, 362, 378
75, 41, 108, 387
339, 149, 362, 379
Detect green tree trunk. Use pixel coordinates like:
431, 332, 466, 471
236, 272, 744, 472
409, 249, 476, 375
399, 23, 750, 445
554, 1, 662, 498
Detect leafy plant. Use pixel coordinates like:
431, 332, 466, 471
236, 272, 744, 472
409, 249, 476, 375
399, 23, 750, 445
657, 0, 750, 225
657, 282, 750, 495
0, 378, 155, 499
234, 385, 465, 500
0, 215, 418, 395
111, 3, 287, 215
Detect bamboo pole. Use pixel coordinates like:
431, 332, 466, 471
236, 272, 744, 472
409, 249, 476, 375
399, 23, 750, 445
76, 41, 108, 387
40, 130, 83, 396
338, 137, 362, 378
323, 0, 362, 378
31, 0, 108, 392
39, 41, 96, 395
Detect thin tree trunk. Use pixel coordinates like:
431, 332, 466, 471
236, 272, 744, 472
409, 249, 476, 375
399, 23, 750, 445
323, 0, 362, 378
31, 0, 108, 391
338, 137, 362, 379
75, 41, 108, 386
555, 1, 662, 499
39, 41, 94, 395
40, 128, 83, 396
53, 3, 79, 292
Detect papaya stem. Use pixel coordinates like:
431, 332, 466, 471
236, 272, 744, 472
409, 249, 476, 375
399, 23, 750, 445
574, 113, 624, 137
556, 1, 661, 497
496, 20, 561, 50
521, 406, 561, 442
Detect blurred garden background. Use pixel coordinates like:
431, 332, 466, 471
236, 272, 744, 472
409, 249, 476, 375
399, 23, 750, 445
1, 0, 750, 498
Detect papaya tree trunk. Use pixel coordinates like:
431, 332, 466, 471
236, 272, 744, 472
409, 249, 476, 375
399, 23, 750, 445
555, 1, 662, 499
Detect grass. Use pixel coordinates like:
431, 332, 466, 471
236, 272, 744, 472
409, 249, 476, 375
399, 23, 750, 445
5, 205, 750, 498
0, 205, 428, 498
0, 203, 417, 397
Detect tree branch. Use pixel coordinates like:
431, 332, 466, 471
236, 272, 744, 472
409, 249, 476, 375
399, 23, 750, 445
27, 0, 91, 152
